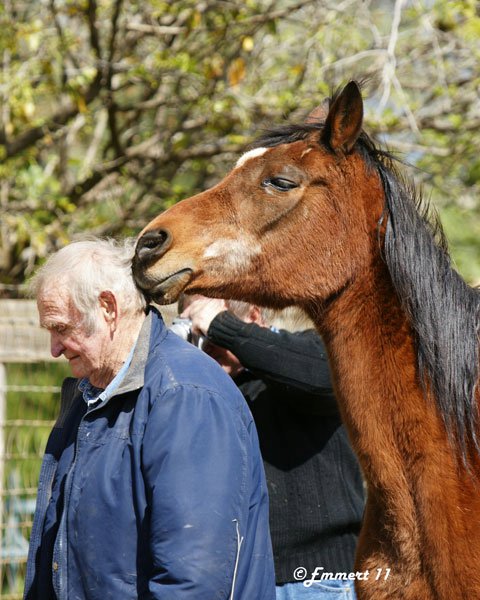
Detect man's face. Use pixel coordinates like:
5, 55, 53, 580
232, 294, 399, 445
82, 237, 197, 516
38, 287, 111, 384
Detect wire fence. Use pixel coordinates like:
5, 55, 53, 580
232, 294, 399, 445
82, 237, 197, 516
0, 299, 67, 598
0, 362, 67, 599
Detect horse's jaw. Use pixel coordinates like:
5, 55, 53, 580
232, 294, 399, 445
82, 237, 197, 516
132, 264, 194, 305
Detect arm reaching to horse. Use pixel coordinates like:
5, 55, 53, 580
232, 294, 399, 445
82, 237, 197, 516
182, 296, 334, 396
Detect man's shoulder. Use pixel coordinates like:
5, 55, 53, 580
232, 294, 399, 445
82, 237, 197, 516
146, 330, 244, 401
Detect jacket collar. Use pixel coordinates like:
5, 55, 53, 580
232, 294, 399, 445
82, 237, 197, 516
114, 307, 165, 396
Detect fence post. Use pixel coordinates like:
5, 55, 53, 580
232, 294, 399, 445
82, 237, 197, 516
0, 362, 5, 587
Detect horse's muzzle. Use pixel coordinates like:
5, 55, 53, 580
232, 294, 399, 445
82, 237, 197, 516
132, 228, 194, 303
134, 228, 171, 268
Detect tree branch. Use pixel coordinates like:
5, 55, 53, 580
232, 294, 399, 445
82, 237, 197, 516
65, 137, 244, 206
106, 0, 124, 157
86, 0, 102, 61
2, 76, 102, 158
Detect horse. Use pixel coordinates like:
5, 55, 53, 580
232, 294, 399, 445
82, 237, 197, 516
132, 81, 480, 600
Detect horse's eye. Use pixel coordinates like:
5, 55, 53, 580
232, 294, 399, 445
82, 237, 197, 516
262, 177, 298, 191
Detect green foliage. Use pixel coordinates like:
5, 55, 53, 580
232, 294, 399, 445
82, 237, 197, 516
0, 0, 479, 286
440, 205, 480, 284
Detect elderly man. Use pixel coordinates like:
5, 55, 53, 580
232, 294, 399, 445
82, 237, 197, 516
25, 238, 275, 600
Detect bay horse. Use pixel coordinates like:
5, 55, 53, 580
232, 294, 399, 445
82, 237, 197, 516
132, 81, 480, 600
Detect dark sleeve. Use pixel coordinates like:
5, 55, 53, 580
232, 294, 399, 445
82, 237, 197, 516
207, 311, 333, 395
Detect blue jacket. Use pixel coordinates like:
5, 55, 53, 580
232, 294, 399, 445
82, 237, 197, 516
24, 309, 275, 599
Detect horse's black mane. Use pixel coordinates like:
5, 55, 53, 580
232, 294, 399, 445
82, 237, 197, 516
253, 116, 480, 463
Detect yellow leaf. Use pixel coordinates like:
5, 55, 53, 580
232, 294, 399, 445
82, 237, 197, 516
77, 96, 87, 113
191, 11, 202, 28
23, 101, 35, 119
242, 36, 254, 52
290, 64, 304, 76
228, 57, 246, 87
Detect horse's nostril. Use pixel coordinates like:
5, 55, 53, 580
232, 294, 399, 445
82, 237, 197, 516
136, 229, 170, 261
143, 235, 161, 250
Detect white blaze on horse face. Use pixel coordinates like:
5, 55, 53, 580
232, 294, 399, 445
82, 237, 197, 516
235, 147, 268, 169
203, 237, 261, 273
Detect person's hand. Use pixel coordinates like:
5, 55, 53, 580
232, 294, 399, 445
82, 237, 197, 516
181, 296, 228, 337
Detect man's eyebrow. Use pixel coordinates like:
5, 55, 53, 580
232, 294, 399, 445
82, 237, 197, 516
40, 320, 68, 331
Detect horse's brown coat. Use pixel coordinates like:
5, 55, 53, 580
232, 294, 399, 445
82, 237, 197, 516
132, 82, 480, 599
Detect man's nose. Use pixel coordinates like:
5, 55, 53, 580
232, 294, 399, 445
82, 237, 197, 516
50, 334, 65, 358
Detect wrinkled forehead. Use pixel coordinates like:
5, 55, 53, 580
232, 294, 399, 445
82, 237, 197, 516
37, 278, 70, 304
37, 285, 73, 320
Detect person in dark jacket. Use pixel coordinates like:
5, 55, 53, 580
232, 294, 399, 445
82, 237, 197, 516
25, 238, 275, 600
181, 295, 365, 600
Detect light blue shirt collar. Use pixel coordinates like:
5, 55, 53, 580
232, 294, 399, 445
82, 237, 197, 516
79, 342, 137, 407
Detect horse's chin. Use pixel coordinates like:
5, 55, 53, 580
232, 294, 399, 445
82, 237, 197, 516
139, 268, 194, 305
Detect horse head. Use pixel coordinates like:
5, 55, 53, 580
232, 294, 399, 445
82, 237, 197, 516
132, 81, 385, 309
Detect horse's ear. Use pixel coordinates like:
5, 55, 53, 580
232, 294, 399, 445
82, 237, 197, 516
322, 81, 363, 154
305, 99, 330, 124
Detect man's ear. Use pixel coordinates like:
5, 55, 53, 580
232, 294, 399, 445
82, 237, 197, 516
99, 290, 118, 326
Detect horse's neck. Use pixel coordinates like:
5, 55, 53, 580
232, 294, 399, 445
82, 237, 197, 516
308, 261, 439, 483
315, 262, 416, 401
311, 257, 480, 589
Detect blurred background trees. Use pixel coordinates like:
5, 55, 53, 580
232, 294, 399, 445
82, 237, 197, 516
1, 0, 479, 290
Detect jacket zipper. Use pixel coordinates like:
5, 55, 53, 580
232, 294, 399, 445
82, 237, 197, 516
229, 519, 244, 600
52, 399, 109, 599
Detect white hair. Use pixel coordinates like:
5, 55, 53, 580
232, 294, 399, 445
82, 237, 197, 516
29, 237, 146, 333
225, 299, 259, 321
226, 300, 314, 332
